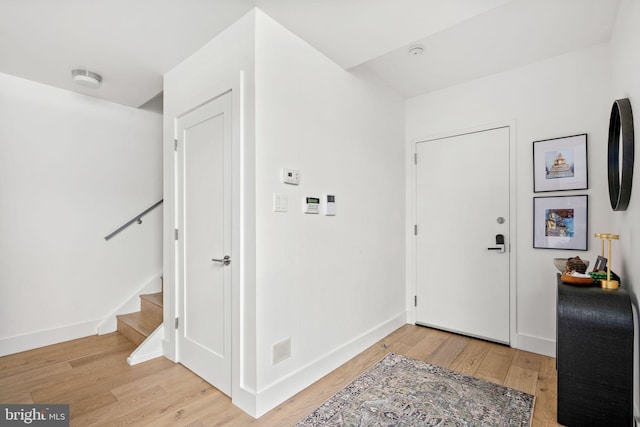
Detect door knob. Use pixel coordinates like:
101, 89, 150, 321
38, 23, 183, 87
212, 255, 231, 266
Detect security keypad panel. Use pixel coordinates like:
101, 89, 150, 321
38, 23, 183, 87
304, 197, 320, 214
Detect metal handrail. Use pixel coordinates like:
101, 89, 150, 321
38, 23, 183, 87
104, 199, 163, 241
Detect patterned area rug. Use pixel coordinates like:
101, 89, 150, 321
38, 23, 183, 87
295, 353, 534, 426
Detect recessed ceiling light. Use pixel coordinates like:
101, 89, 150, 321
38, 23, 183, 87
408, 46, 424, 56
71, 69, 102, 89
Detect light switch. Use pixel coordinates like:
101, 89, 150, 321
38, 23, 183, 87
273, 194, 287, 212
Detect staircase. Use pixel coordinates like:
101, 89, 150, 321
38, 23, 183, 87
117, 292, 163, 345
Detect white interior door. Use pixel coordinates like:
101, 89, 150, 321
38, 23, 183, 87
176, 92, 232, 395
415, 126, 510, 343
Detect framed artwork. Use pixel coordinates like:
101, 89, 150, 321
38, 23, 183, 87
533, 195, 588, 250
533, 134, 588, 192
593, 255, 608, 271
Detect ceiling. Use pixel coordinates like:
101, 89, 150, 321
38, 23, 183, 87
0, 0, 620, 108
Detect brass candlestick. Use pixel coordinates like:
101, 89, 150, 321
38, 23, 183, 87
595, 233, 620, 290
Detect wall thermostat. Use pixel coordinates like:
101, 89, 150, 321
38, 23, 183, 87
282, 168, 300, 185
323, 194, 336, 216
304, 196, 320, 214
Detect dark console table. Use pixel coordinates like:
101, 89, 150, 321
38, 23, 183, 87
557, 275, 633, 426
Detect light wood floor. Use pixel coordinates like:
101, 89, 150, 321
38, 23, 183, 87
0, 325, 561, 426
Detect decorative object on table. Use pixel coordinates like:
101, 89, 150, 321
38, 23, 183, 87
295, 353, 534, 427
533, 195, 588, 250
607, 99, 634, 211
589, 270, 608, 284
553, 257, 590, 273
553, 257, 589, 273
553, 258, 568, 272
594, 233, 620, 290
559, 256, 594, 286
560, 271, 595, 286
533, 133, 588, 192
565, 256, 588, 273
592, 254, 608, 271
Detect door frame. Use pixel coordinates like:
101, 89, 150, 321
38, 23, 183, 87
407, 121, 517, 346
163, 72, 250, 407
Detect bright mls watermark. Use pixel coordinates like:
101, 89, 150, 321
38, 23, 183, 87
1, 405, 69, 426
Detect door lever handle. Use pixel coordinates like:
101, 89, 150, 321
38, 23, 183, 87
212, 255, 231, 266
487, 234, 506, 253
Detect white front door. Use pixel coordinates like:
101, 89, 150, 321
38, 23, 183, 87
415, 126, 510, 343
176, 91, 232, 395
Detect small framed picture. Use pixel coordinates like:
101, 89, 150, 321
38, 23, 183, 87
533, 134, 588, 192
533, 195, 588, 250
593, 255, 607, 271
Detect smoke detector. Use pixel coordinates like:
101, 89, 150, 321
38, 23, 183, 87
408, 45, 424, 56
71, 69, 102, 89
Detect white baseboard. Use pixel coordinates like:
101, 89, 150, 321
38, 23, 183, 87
162, 339, 176, 362
1, 274, 164, 357
232, 384, 258, 420
245, 311, 407, 418
0, 320, 100, 357
514, 332, 556, 357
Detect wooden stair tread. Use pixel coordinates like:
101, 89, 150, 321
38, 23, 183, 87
140, 292, 163, 307
116, 311, 161, 338
117, 291, 163, 346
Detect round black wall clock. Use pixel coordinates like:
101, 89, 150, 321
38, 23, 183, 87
608, 98, 635, 211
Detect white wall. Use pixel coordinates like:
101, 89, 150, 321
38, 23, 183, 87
0, 73, 162, 356
253, 11, 406, 414
610, 0, 640, 418
611, 0, 640, 302
163, 8, 405, 417
405, 43, 612, 356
